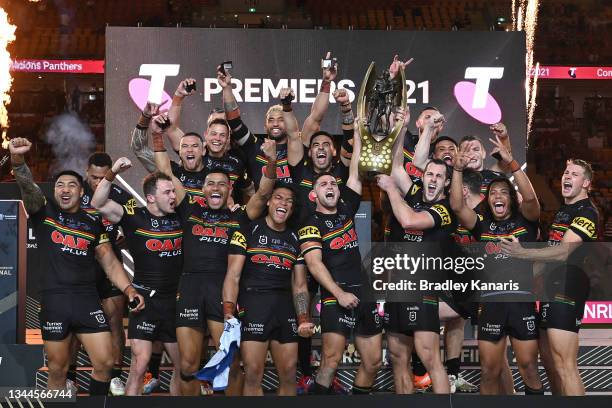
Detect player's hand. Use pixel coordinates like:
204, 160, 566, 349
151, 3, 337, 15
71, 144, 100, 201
453, 141, 475, 171
150, 113, 170, 134
422, 111, 445, 133
298, 322, 315, 338
391, 106, 409, 129
322, 51, 338, 82
388, 54, 413, 80
8, 138, 32, 155
337, 291, 359, 309
279, 88, 295, 105
500, 235, 524, 258
111, 157, 132, 174
376, 174, 397, 193
333, 88, 350, 105
143, 101, 160, 118
489, 134, 513, 165
217, 66, 232, 88
126, 289, 145, 312
175, 78, 196, 97
490, 122, 508, 140
261, 138, 277, 163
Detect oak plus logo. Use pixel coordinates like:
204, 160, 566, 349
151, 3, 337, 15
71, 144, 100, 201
454, 67, 504, 124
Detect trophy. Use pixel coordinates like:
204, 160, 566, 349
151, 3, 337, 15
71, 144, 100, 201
357, 62, 407, 179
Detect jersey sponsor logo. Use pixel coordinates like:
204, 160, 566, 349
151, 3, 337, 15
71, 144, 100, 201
298, 226, 321, 240
124, 198, 137, 215
230, 231, 247, 249
571, 216, 596, 238
431, 204, 451, 226
330, 227, 358, 250
145, 237, 183, 257
405, 162, 423, 178
250, 253, 294, 269
410, 184, 421, 196
99, 233, 109, 244
402, 229, 424, 242
50, 230, 92, 255
192, 224, 229, 240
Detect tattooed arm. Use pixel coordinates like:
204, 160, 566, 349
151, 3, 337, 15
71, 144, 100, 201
292, 262, 314, 338
9, 138, 45, 214
130, 102, 159, 173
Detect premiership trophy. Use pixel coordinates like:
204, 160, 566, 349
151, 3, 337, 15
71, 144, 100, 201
357, 62, 407, 179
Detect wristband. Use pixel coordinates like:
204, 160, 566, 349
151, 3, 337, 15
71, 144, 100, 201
172, 94, 184, 106
223, 301, 235, 317
10, 155, 25, 167
104, 169, 116, 182
225, 108, 241, 121
282, 104, 293, 112
453, 167, 463, 172
297, 313, 310, 326
340, 103, 352, 112
137, 114, 151, 129
152, 133, 166, 152
341, 136, 353, 153
509, 159, 521, 173
122, 283, 134, 295
320, 80, 331, 93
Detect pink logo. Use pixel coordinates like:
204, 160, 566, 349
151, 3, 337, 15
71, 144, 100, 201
316, 302, 321, 313
128, 78, 172, 111
582, 301, 612, 324
454, 81, 502, 124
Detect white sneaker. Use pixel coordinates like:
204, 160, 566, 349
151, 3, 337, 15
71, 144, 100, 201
448, 375, 457, 393
65, 379, 78, 394
453, 375, 478, 393
142, 373, 160, 395
109, 377, 126, 396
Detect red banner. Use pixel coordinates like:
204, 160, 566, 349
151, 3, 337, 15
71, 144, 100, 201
10, 59, 104, 74
528, 66, 612, 80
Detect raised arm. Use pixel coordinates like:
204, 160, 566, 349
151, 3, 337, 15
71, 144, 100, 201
377, 175, 435, 230
389, 116, 413, 196
219, 67, 252, 147
489, 134, 540, 222
150, 114, 186, 206
279, 88, 304, 166
292, 262, 314, 337
489, 122, 513, 174
412, 111, 444, 171
95, 242, 144, 311
450, 142, 478, 230
334, 89, 354, 167
345, 119, 362, 195
131, 102, 160, 173
245, 139, 277, 219
8, 138, 45, 214
167, 78, 196, 152
301, 51, 336, 146
91, 157, 133, 224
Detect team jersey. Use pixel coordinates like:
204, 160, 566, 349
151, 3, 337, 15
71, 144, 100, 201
119, 200, 183, 295
229, 217, 303, 291
202, 150, 249, 198
402, 131, 423, 179
290, 158, 349, 221
299, 187, 362, 287
545, 197, 599, 295
81, 181, 132, 271
176, 197, 248, 277
385, 180, 457, 244
480, 169, 505, 195
171, 161, 207, 206
226, 113, 293, 188
30, 199, 109, 294
470, 212, 539, 298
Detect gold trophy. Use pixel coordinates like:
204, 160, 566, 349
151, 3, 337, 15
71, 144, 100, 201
357, 62, 407, 179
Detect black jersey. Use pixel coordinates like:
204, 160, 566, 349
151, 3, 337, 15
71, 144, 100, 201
229, 218, 303, 291
171, 161, 207, 207
30, 200, 109, 294
290, 158, 349, 221
385, 181, 457, 244
202, 150, 249, 199
470, 212, 539, 298
176, 197, 248, 278
119, 201, 183, 295
81, 181, 131, 265
299, 187, 362, 287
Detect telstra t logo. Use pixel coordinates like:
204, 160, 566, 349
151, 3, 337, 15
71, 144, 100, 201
454, 67, 504, 124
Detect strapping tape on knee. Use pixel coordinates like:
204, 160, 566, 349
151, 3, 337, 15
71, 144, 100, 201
180, 371, 196, 382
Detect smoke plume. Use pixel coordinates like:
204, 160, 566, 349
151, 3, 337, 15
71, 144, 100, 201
44, 113, 95, 178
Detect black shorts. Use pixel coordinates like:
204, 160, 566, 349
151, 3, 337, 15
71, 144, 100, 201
176, 274, 223, 328
439, 291, 473, 321
39, 292, 110, 341
477, 302, 539, 342
539, 297, 585, 333
129, 293, 177, 342
320, 288, 383, 337
238, 289, 298, 343
96, 276, 123, 300
385, 296, 440, 335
